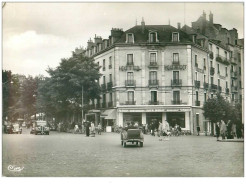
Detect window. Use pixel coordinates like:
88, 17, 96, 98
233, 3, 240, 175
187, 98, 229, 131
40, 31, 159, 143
239, 67, 241, 75
150, 53, 157, 64
196, 91, 199, 101
173, 71, 179, 80
109, 74, 112, 82
103, 59, 106, 71
173, 53, 179, 64
128, 91, 134, 102
218, 79, 220, 87
225, 67, 228, 76
210, 61, 213, 67
204, 93, 207, 102
149, 32, 157, 42
231, 80, 234, 87
195, 55, 198, 66
230, 51, 233, 59
109, 56, 112, 69
109, 93, 113, 102
103, 76, 106, 84
225, 51, 227, 59
231, 65, 234, 72
211, 77, 214, 85
127, 72, 134, 81
232, 94, 235, 101
227, 38, 230, 44
203, 58, 206, 69
150, 71, 157, 81
217, 64, 220, 74
127, 54, 133, 65
226, 81, 228, 89
151, 91, 157, 102
239, 81, 242, 88
173, 91, 180, 101
195, 72, 198, 80
209, 43, 213, 51
204, 75, 206, 83
216, 47, 219, 56
103, 94, 106, 103
126, 33, 134, 43
172, 32, 179, 42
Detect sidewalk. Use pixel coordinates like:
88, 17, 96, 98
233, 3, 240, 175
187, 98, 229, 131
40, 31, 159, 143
218, 139, 244, 142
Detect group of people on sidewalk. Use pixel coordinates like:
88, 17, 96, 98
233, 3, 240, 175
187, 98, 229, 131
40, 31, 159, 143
70, 121, 102, 137
215, 119, 243, 141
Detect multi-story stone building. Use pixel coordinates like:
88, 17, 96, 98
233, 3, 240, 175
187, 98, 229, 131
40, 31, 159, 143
84, 12, 243, 134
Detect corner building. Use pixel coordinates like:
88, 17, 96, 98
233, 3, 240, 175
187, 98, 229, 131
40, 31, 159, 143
85, 14, 243, 134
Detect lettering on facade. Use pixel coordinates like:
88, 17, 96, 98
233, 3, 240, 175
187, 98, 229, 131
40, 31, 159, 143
118, 108, 190, 113
119, 66, 141, 71
164, 65, 187, 71
195, 67, 205, 74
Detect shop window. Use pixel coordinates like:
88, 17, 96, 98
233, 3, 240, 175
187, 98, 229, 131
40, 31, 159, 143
166, 112, 185, 128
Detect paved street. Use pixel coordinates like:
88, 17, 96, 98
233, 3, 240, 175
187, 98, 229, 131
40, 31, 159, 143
2, 128, 244, 177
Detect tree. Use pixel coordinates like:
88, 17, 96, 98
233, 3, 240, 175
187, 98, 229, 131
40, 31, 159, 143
203, 94, 232, 123
37, 52, 101, 122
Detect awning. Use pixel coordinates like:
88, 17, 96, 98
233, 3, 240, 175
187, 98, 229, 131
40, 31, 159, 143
100, 109, 116, 120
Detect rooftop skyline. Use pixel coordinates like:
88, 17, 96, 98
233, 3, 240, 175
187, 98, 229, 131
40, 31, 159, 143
2, 2, 244, 76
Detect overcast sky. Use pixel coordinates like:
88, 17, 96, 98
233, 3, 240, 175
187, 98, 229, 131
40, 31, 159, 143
2, 2, 244, 77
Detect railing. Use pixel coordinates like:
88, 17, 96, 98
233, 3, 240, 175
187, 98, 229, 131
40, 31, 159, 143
211, 84, 218, 91
149, 101, 159, 105
125, 101, 136, 105
204, 82, 209, 89
108, 101, 113, 108
172, 61, 180, 65
101, 84, 106, 91
195, 100, 200, 106
210, 67, 215, 75
107, 82, 113, 90
149, 80, 159, 86
172, 100, 182, 105
149, 62, 158, 66
216, 55, 230, 65
125, 80, 136, 87
195, 80, 200, 88
171, 79, 182, 87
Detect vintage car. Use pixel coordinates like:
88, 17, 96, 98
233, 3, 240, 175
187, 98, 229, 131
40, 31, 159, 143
121, 128, 144, 147
30, 120, 50, 135
6, 123, 22, 134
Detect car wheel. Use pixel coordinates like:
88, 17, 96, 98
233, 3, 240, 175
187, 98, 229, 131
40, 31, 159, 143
140, 142, 143, 147
123, 142, 126, 148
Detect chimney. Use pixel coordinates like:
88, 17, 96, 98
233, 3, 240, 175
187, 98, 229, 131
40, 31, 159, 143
209, 11, 213, 24
87, 38, 93, 49
141, 17, 145, 33
177, 23, 181, 29
94, 34, 102, 45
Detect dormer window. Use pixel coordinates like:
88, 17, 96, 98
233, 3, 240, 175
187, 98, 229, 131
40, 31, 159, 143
126, 33, 134, 43
172, 32, 179, 42
149, 31, 158, 43
98, 43, 102, 51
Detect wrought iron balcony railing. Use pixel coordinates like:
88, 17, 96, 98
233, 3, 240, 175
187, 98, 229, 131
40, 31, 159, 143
171, 79, 182, 87
149, 101, 159, 105
149, 80, 159, 86
125, 101, 136, 105
195, 100, 200, 106
172, 100, 182, 105
125, 80, 136, 87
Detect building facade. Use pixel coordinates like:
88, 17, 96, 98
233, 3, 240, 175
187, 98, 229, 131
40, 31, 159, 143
84, 13, 243, 134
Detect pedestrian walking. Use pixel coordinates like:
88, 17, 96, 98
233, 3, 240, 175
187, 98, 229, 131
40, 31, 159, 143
90, 122, 95, 137
197, 126, 200, 136
220, 120, 227, 140
227, 120, 233, 139
74, 124, 79, 134
85, 121, 90, 137
215, 122, 220, 141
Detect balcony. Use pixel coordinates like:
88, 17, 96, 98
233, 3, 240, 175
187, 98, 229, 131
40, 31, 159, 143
107, 82, 113, 90
172, 61, 180, 65
211, 84, 218, 91
209, 52, 214, 59
195, 80, 200, 88
226, 88, 230, 94
149, 80, 159, 87
108, 101, 113, 108
101, 84, 106, 92
148, 62, 158, 69
195, 100, 200, 106
125, 80, 136, 87
172, 100, 182, 105
216, 55, 230, 65
149, 101, 159, 105
101, 102, 106, 108
203, 82, 209, 90
125, 101, 136, 105
210, 67, 215, 75
171, 79, 182, 87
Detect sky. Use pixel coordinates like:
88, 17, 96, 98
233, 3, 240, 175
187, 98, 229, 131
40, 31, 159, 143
2, 2, 244, 77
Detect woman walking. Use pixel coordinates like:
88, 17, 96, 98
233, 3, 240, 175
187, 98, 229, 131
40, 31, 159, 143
220, 120, 227, 140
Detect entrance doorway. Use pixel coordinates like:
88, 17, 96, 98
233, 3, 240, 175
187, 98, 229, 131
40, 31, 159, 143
166, 112, 185, 128
146, 112, 162, 124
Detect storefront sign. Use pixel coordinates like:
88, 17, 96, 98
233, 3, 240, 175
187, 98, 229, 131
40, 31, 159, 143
119, 66, 141, 71
118, 108, 190, 113
164, 65, 187, 71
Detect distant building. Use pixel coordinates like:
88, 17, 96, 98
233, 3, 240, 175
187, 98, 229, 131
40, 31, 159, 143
84, 12, 243, 134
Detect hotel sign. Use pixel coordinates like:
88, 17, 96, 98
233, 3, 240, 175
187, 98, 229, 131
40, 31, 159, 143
164, 65, 187, 71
